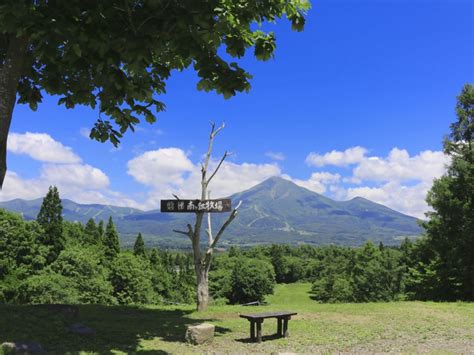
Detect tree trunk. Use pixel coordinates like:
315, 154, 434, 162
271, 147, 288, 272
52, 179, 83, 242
0, 34, 28, 188
196, 266, 209, 312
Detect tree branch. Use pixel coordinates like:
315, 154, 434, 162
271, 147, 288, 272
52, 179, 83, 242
207, 151, 228, 184
204, 200, 242, 266
172, 223, 193, 240
201, 122, 225, 192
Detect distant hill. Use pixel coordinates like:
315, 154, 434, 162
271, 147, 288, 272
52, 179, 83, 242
0, 177, 422, 248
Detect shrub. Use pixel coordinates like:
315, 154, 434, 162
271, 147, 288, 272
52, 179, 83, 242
228, 258, 275, 304
109, 253, 153, 304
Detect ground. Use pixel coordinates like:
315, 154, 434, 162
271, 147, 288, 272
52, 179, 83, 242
1, 283, 473, 354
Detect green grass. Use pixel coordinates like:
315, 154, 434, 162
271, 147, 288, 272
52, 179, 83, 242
1, 284, 473, 354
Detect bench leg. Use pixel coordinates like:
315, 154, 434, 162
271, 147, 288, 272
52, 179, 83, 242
256, 320, 263, 343
277, 318, 283, 337
283, 318, 289, 338
250, 321, 255, 341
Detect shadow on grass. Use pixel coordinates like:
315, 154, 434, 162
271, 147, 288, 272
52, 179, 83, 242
235, 333, 283, 344
0, 304, 230, 354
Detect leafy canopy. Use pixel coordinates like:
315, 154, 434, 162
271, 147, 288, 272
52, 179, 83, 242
0, 0, 310, 146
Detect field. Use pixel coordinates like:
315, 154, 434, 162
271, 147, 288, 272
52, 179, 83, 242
1, 283, 473, 354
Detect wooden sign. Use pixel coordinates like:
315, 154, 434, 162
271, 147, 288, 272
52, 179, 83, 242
160, 199, 232, 213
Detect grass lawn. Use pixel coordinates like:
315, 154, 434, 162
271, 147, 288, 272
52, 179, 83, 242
1, 283, 473, 354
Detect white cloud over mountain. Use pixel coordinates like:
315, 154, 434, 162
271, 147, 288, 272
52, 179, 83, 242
2, 133, 449, 218
2, 132, 130, 207
127, 148, 281, 209
296, 146, 449, 218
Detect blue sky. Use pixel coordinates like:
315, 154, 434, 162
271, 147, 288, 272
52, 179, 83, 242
2, 0, 473, 218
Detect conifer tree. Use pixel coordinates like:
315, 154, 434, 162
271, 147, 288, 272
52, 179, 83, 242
97, 220, 105, 243
149, 249, 160, 266
37, 186, 64, 262
133, 233, 146, 258
84, 218, 100, 245
104, 217, 120, 259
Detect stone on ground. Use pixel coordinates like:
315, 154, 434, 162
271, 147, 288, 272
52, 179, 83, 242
185, 323, 215, 345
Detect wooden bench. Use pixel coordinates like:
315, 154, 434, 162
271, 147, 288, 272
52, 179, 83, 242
240, 311, 297, 343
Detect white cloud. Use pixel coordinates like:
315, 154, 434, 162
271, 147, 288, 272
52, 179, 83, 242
1, 132, 139, 208
288, 172, 341, 194
0, 171, 46, 201
41, 164, 110, 189
341, 181, 432, 219
352, 148, 449, 183
306, 146, 367, 167
200, 161, 281, 198
303, 147, 450, 218
265, 151, 285, 161
127, 148, 281, 209
8, 132, 81, 163
127, 148, 194, 187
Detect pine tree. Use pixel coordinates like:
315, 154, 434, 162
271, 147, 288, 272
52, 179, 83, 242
84, 218, 100, 245
104, 217, 120, 259
97, 220, 105, 243
149, 249, 160, 266
37, 186, 64, 262
133, 233, 146, 258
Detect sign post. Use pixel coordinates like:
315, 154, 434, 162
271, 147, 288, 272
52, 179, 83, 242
160, 199, 232, 213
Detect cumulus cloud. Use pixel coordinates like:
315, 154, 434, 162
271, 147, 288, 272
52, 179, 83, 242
41, 164, 110, 189
0, 171, 46, 201
303, 147, 450, 218
341, 181, 433, 219
353, 148, 449, 183
306, 146, 367, 167
127, 148, 281, 208
127, 148, 194, 187
288, 172, 341, 194
8, 132, 81, 163
265, 151, 285, 161
1, 132, 139, 208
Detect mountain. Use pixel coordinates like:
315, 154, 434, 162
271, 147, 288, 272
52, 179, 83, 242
0, 177, 422, 248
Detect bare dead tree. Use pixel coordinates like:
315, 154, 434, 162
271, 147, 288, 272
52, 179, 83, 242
172, 122, 242, 312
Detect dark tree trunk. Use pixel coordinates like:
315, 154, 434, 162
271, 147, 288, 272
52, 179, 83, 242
0, 34, 28, 188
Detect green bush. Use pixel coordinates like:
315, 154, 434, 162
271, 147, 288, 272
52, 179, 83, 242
17, 272, 79, 304
50, 246, 115, 304
109, 253, 153, 304
228, 258, 275, 304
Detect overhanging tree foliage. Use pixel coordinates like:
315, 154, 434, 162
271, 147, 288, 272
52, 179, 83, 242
0, 0, 310, 187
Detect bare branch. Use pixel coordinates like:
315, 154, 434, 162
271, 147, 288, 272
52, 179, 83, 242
208, 201, 242, 251
204, 201, 242, 268
207, 151, 228, 184
211, 122, 225, 138
172, 224, 193, 240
